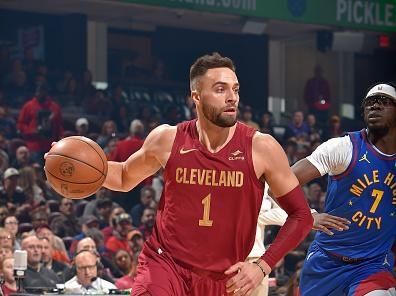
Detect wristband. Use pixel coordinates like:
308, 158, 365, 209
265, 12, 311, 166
253, 260, 266, 277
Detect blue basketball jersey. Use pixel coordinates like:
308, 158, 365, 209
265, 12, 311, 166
315, 130, 396, 258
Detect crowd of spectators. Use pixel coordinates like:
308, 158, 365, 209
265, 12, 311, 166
0, 46, 355, 295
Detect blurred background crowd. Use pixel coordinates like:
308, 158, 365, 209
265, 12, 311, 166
0, 1, 395, 295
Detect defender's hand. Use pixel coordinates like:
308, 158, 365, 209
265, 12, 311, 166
313, 212, 350, 235
224, 261, 265, 295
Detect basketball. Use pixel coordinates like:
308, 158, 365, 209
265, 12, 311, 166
44, 136, 108, 199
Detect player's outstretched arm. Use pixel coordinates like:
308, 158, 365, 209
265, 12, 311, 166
103, 124, 176, 192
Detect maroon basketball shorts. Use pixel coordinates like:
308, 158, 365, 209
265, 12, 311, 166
132, 243, 232, 296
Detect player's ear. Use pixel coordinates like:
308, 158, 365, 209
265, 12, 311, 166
191, 90, 200, 102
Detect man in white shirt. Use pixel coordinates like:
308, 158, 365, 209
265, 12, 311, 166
64, 249, 116, 294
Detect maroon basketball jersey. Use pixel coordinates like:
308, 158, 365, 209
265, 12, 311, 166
149, 120, 264, 274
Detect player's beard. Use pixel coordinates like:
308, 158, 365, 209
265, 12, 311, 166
202, 102, 237, 128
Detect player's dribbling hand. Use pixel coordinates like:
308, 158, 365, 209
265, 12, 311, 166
44, 142, 57, 160
312, 212, 351, 235
224, 261, 265, 296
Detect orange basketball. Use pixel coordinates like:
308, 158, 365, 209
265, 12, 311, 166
44, 136, 108, 199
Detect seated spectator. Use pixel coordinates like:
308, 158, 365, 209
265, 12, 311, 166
0, 149, 9, 177
0, 246, 12, 262
105, 213, 134, 258
96, 120, 117, 148
130, 185, 155, 228
64, 250, 116, 293
0, 168, 27, 209
21, 235, 59, 291
69, 215, 100, 255
283, 111, 310, 143
18, 167, 45, 206
240, 105, 259, 130
259, 111, 274, 135
40, 236, 68, 282
10, 146, 34, 170
115, 253, 138, 290
323, 114, 345, 140
50, 199, 80, 238
127, 229, 144, 256
113, 249, 132, 276
102, 206, 125, 244
35, 225, 70, 265
74, 117, 89, 137
0, 105, 16, 139
73, 236, 122, 281
3, 215, 20, 250
0, 228, 13, 253
138, 207, 156, 240
0, 257, 16, 296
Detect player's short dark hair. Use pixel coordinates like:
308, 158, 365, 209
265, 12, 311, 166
189, 52, 236, 90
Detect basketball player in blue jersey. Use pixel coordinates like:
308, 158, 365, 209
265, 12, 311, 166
293, 82, 396, 296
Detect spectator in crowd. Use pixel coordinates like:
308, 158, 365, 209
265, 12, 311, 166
109, 119, 144, 162
113, 249, 132, 276
80, 70, 96, 103
0, 246, 12, 262
306, 114, 322, 143
130, 185, 155, 228
69, 215, 100, 255
240, 105, 259, 130
0, 206, 9, 226
74, 117, 89, 137
109, 119, 145, 209
40, 236, 68, 281
259, 111, 274, 136
0, 149, 9, 177
304, 64, 331, 125
5, 70, 28, 108
305, 182, 325, 211
64, 250, 116, 293
102, 206, 125, 244
35, 223, 70, 265
3, 215, 20, 250
0, 168, 27, 209
74, 236, 122, 281
17, 82, 63, 164
96, 120, 117, 149
138, 207, 156, 240
323, 114, 345, 140
21, 235, 59, 291
18, 166, 45, 206
58, 78, 80, 106
55, 70, 73, 95
127, 229, 144, 256
83, 187, 114, 218
0, 228, 13, 253
95, 198, 113, 229
50, 199, 80, 238
0, 105, 16, 139
105, 213, 134, 258
10, 146, 34, 169
283, 111, 310, 143
0, 257, 16, 296
110, 85, 129, 133
115, 257, 138, 290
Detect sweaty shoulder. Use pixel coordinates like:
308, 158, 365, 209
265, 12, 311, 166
307, 135, 352, 176
143, 124, 177, 167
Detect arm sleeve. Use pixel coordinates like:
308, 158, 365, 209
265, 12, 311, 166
260, 185, 313, 269
306, 135, 352, 176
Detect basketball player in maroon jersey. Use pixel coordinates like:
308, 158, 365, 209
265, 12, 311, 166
103, 53, 313, 295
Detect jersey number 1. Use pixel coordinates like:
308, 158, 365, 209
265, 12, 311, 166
199, 194, 213, 227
